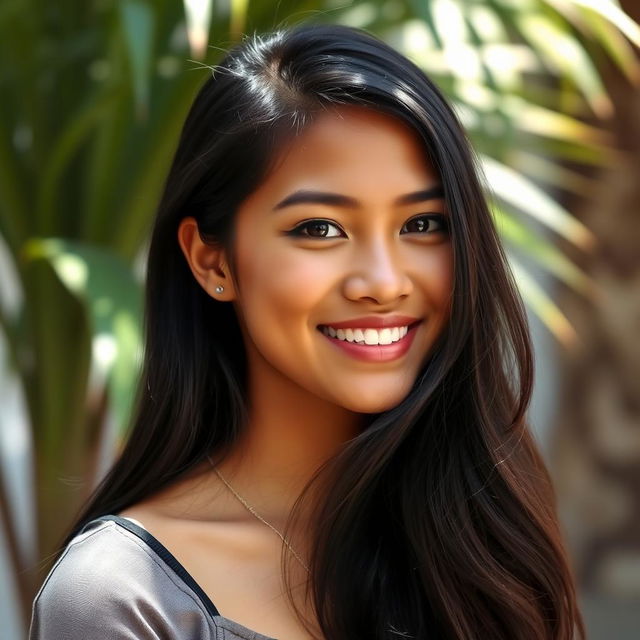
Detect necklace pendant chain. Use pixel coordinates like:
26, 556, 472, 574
207, 456, 310, 574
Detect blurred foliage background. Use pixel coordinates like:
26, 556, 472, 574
1, 0, 639, 638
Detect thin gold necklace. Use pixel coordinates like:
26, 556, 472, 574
206, 455, 310, 574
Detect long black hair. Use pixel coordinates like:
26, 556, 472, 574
64, 23, 584, 639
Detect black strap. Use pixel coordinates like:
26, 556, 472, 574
86, 514, 221, 618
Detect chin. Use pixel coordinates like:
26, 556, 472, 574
338, 392, 411, 414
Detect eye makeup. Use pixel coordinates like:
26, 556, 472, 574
286, 213, 449, 239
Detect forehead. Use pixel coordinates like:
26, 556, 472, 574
254, 105, 440, 200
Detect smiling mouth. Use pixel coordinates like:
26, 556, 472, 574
317, 321, 421, 346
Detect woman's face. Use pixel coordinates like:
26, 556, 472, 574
229, 105, 454, 413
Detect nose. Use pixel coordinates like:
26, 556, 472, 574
342, 237, 413, 305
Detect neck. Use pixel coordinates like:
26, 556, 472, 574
212, 358, 364, 529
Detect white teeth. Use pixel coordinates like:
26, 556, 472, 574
364, 329, 379, 345
322, 324, 411, 345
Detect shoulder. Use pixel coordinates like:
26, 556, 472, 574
29, 518, 216, 639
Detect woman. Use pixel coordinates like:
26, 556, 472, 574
30, 23, 584, 640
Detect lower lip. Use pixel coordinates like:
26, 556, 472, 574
318, 323, 421, 363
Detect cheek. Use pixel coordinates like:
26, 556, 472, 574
234, 230, 334, 331
413, 245, 454, 312
233, 237, 337, 391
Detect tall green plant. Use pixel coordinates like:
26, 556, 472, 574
0, 0, 637, 633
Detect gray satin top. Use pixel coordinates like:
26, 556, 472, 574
29, 515, 277, 639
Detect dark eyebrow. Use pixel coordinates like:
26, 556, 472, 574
273, 185, 445, 211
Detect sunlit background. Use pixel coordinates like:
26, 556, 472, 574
1, 1, 639, 638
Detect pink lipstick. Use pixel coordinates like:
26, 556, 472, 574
317, 318, 421, 363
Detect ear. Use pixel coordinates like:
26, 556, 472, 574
177, 217, 236, 301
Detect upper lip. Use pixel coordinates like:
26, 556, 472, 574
319, 315, 421, 329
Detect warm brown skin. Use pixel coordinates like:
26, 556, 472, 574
120, 105, 454, 639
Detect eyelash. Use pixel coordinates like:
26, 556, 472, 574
286, 214, 450, 239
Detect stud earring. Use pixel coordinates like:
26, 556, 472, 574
215, 285, 224, 294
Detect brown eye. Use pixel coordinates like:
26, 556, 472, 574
288, 219, 345, 238
401, 214, 449, 234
